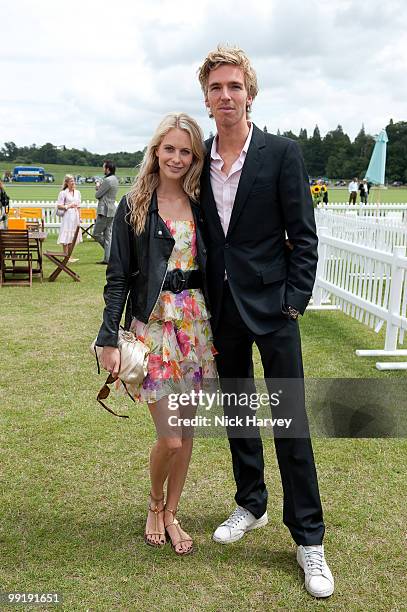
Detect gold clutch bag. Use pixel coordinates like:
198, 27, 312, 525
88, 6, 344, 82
90, 329, 150, 417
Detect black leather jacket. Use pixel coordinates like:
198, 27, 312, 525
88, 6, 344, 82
96, 192, 209, 347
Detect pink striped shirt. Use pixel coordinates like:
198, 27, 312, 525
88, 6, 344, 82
210, 123, 253, 236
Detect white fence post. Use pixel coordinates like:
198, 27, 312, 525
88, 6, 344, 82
313, 227, 328, 307
384, 245, 406, 350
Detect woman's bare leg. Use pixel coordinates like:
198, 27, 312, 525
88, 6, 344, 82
165, 401, 196, 553
145, 397, 182, 546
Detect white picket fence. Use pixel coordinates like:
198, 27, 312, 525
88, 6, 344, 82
8, 200, 407, 369
315, 209, 407, 253
312, 228, 407, 370
320, 202, 407, 222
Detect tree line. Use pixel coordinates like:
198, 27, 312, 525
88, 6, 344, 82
265, 119, 407, 182
0, 142, 145, 171
1, 119, 406, 182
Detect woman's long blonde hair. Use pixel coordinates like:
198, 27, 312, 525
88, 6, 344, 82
62, 174, 74, 190
128, 113, 204, 234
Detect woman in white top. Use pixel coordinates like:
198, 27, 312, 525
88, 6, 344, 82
57, 174, 83, 256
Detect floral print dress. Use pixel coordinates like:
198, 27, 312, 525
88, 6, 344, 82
119, 219, 217, 403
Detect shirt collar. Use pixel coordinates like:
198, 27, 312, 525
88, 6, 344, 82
210, 122, 253, 161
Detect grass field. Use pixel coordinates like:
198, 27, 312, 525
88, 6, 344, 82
6, 184, 131, 202
0, 237, 406, 611
0, 162, 137, 184
5, 183, 407, 204
1, 163, 136, 202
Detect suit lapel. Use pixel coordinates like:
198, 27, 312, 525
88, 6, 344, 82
226, 124, 265, 238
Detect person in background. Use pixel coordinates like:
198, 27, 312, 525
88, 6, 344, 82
322, 181, 329, 204
363, 179, 370, 202
93, 160, 119, 265
358, 180, 368, 204
0, 179, 10, 228
348, 177, 358, 204
57, 174, 82, 260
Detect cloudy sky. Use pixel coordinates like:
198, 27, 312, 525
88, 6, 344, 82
2, 0, 406, 154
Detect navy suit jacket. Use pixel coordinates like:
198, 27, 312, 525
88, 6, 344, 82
200, 124, 318, 335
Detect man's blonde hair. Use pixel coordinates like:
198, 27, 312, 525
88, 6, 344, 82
198, 45, 259, 110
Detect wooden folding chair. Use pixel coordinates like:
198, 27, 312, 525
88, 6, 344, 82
44, 225, 80, 282
80, 208, 97, 238
19, 207, 45, 230
26, 222, 43, 280
0, 229, 33, 287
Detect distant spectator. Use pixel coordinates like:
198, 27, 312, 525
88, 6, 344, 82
0, 179, 10, 228
322, 182, 329, 204
359, 180, 368, 204
93, 160, 119, 265
348, 177, 358, 204
57, 174, 82, 259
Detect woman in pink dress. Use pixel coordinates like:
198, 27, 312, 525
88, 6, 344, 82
57, 174, 82, 257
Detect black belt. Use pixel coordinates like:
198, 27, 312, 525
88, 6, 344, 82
162, 269, 202, 293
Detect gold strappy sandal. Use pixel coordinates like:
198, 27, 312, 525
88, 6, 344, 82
144, 493, 166, 548
164, 507, 194, 556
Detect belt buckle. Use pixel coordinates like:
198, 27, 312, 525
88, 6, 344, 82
170, 268, 186, 293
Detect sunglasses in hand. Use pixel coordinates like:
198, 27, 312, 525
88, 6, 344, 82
97, 373, 132, 418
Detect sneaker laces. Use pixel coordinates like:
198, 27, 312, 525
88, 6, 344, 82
303, 547, 324, 574
222, 507, 249, 528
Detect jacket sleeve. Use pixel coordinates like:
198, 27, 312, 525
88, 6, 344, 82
95, 196, 136, 346
279, 140, 318, 314
95, 177, 111, 199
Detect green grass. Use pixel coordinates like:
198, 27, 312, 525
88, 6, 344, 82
0, 238, 406, 611
6, 184, 130, 202
4, 182, 407, 204
327, 187, 407, 204
1, 162, 407, 204
1, 162, 137, 184
1, 163, 137, 202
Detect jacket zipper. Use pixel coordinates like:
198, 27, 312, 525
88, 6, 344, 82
150, 260, 169, 316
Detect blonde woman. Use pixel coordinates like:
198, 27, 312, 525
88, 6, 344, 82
95, 113, 216, 555
57, 174, 82, 257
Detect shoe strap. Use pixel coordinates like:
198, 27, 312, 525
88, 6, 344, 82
148, 494, 165, 534
149, 492, 164, 503
164, 506, 178, 528
165, 518, 193, 547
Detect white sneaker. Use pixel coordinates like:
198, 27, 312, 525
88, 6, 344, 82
213, 506, 268, 544
297, 545, 334, 598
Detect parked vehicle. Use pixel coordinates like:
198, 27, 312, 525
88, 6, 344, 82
12, 166, 55, 183
12, 166, 45, 182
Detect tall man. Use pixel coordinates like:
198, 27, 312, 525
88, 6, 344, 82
93, 160, 119, 264
198, 46, 334, 598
